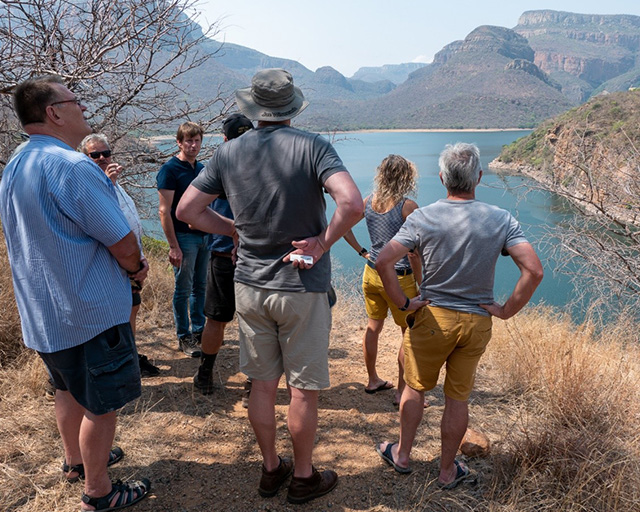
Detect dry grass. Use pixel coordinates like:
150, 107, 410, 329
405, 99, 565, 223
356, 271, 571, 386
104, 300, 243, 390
1, 231, 639, 511
0, 225, 24, 364
138, 237, 176, 330
481, 307, 640, 511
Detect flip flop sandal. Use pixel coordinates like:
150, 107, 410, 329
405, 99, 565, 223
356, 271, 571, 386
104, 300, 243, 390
437, 459, 476, 489
81, 478, 150, 511
376, 442, 412, 474
62, 446, 124, 483
365, 381, 394, 394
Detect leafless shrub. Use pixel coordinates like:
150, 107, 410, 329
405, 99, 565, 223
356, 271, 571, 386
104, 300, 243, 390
484, 307, 640, 511
0, 0, 232, 185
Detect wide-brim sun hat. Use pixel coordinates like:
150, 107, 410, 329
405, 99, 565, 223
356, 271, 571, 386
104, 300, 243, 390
235, 68, 309, 122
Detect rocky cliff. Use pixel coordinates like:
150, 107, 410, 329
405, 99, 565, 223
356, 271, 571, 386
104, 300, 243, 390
514, 11, 640, 102
491, 90, 640, 225
339, 26, 572, 130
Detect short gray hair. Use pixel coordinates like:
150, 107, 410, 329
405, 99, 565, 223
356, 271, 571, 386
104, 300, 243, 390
438, 143, 481, 194
78, 133, 110, 154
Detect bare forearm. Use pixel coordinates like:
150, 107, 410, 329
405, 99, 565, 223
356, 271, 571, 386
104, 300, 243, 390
108, 232, 142, 273
497, 271, 542, 319
179, 206, 235, 237
318, 201, 363, 250
481, 243, 543, 319
159, 211, 179, 249
378, 261, 407, 307
408, 251, 422, 285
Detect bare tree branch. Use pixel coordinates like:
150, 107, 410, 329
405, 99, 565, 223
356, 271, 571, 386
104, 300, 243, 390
0, 0, 233, 192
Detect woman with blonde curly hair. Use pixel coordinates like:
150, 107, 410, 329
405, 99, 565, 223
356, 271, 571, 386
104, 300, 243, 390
344, 154, 423, 406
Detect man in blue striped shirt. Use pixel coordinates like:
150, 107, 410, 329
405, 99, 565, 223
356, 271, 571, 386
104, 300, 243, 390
0, 75, 150, 511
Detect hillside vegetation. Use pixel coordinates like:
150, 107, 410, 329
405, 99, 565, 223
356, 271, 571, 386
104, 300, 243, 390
492, 89, 640, 320
494, 89, 640, 203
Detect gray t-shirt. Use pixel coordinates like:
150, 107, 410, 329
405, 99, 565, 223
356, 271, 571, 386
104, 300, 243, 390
192, 124, 348, 292
393, 199, 528, 316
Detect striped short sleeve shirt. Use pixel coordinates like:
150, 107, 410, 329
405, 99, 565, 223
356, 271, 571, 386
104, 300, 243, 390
0, 135, 133, 353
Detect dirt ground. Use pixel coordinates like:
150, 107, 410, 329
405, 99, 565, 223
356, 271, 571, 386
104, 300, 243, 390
5, 303, 500, 512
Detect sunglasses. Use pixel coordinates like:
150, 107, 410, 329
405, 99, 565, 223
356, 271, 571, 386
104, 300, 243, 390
89, 150, 112, 159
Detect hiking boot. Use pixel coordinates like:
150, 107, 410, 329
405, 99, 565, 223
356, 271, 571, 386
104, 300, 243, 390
193, 366, 215, 395
179, 334, 201, 358
241, 378, 252, 409
138, 354, 160, 377
258, 456, 293, 497
287, 467, 338, 504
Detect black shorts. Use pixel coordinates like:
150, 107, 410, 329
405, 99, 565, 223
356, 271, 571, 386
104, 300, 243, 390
204, 253, 236, 322
39, 323, 141, 415
130, 278, 142, 307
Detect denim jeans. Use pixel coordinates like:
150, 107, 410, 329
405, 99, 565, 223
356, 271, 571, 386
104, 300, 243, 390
173, 232, 208, 338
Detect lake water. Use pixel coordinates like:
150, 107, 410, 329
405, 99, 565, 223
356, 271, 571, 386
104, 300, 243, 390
145, 130, 577, 312
325, 130, 574, 310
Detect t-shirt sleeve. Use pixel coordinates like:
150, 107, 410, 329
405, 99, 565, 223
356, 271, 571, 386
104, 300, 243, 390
503, 214, 528, 250
392, 210, 419, 251
191, 152, 224, 195
57, 161, 132, 247
314, 135, 348, 185
156, 161, 176, 190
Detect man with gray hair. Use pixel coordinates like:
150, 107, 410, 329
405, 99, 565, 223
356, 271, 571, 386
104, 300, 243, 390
375, 142, 543, 488
177, 68, 363, 504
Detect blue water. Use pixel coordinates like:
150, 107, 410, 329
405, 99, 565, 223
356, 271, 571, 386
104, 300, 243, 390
325, 130, 573, 309
145, 130, 576, 311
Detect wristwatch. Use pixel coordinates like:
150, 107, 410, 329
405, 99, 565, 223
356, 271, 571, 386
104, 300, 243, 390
358, 247, 368, 256
398, 297, 411, 311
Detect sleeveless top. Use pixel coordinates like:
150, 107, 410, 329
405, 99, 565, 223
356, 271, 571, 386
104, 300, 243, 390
365, 196, 411, 271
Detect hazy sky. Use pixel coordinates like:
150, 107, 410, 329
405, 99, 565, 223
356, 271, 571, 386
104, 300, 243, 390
194, 1, 640, 77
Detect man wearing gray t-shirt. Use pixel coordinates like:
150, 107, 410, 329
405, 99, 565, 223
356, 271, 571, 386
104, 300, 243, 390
176, 69, 363, 504
374, 143, 543, 488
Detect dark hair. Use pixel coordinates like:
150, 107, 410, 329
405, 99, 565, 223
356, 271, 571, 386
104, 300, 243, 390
176, 121, 204, 142
13, 75, 66, 126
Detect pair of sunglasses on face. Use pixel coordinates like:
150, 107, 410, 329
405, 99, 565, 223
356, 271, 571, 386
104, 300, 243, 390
89, 150, 112, 159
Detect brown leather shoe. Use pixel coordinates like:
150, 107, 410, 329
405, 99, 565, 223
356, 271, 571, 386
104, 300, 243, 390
287, 467, 338, 504
258, 456, 293, 497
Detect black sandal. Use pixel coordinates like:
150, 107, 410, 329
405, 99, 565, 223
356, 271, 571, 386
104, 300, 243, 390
81, 478, 150, 511
62, 446, 124, 483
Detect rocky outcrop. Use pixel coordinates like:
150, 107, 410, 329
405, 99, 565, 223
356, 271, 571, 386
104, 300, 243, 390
490, 90, 640, 226
532, 53, 635, 87
505, 59, 561, 90
434, 26, 534, 65
314, 66, 353, 91
514, 10, 640, 100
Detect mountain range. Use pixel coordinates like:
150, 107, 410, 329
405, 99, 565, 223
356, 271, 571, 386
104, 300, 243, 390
187, 10, 640, 130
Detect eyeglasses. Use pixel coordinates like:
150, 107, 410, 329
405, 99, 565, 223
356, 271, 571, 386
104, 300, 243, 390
50, 97, 82, 107
89, 150, 112, 159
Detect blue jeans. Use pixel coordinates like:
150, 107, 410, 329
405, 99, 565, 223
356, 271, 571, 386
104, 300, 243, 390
173, 232, 208, 338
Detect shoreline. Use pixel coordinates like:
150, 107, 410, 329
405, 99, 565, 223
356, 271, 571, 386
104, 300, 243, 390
145, 127, 530, 142
338, 128, 531, 134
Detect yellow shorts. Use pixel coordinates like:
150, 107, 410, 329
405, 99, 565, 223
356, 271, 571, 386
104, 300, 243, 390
362, 263, 418, 328
403, 306, 492, 401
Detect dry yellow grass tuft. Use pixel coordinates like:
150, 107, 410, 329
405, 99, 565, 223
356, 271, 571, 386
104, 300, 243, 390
0, 224, 24, 364
483, 307, 640, 510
